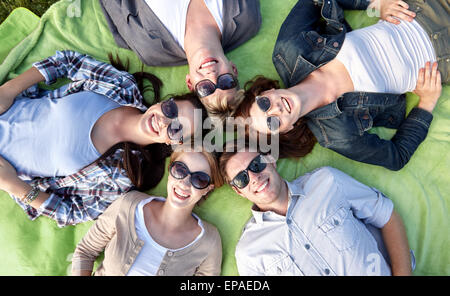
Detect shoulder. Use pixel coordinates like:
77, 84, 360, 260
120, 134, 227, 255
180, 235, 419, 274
297, 166, 341, 184
200, 220, 222, 247
119, 190, 154, 209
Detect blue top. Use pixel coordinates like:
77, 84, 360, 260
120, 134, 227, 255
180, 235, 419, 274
0, 91, 120, 178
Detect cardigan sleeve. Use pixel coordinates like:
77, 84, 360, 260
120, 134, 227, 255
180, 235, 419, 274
194, 224, 223, 276
71, 194, 124, 275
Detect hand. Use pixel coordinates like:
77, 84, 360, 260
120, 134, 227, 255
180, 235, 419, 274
370, 0, 416, 25
0, 84, 16, 115
0, 154, 19, 193
414, 62, 442, 113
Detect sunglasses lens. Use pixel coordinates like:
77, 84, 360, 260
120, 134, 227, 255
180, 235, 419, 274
267, 116, 280, 131
256, 96, 271, 112
232, 171, 250, 189
191, 172, 211, 189
195, 80, 216, 98
248, 155, 267, 173
170, 162, 189, 179
217, 74, 237, 90
161, 99, 178, 119
167, 121, 183, 142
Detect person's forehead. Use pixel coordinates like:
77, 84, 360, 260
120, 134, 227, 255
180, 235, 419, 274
227, 151, 259, 173
175, 152, 211, 174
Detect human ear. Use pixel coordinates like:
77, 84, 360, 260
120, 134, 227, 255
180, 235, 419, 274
231, 62, 238, 76
185, 74, 194, 91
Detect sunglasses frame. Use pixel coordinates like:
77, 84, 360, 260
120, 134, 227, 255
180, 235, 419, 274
194, 73, 239, 98
161, 98, 184, 144
230, 154, 267, 189
169, 161, 212, 190
255, 96, 281, 132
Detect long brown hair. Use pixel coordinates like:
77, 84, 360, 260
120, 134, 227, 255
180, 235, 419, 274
234, 76, 317, 159
92, 54, 208, 191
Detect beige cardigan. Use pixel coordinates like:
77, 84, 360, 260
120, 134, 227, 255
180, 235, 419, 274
71, 191, 222, 276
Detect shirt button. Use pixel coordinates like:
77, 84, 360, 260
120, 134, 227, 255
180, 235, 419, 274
286, 219, 292, 225
324, 269, 330, 275
158, 269, 165, 276
167, 251, 174, 257
305, 244, 311, 250
433, 34, 439, 40
333, 42, 339, 48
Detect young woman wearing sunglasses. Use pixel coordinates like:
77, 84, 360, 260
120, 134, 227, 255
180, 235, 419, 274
99, 0, 261, 120
234, 0, 446, 171
0, 50, 208, 227
71, 150, 223, 276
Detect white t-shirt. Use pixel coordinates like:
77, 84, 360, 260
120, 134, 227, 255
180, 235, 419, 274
336, 19, 436, 94
0, 91, 120, 179
144, 0, 224, 50
126, 197, 205, 276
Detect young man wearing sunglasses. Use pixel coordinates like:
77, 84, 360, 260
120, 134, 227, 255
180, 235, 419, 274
99, 0, 261, 119
219, 143, 415, 276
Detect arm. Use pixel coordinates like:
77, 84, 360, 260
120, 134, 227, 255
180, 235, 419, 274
0, 67, 45, 114
325, 62, 441, 171
380, 210, 412, 276
0, 150, 134, 227
194, 227, 222, 276
71, 195, 123, 276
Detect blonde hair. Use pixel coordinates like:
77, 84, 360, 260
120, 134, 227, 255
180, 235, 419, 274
200, 89, 245, 122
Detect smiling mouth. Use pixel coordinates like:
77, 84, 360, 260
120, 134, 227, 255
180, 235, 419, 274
200, 58, 218, 69
281, 97, 292, 114
173, 187, 190, 200
255, 178, 269, 194
149, 114, 160, 135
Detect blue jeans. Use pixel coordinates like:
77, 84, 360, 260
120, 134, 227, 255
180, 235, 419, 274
305, 94, 432, 171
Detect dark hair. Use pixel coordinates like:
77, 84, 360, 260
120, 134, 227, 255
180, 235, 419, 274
91, 54, 208, 191
234, 76, 317, 159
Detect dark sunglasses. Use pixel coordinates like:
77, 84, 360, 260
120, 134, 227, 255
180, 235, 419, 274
169, 161, 211, 190
195, 73, 239, 98
230, 154, 267, 189
256, 96, 280, 132
161, 98, 183, 144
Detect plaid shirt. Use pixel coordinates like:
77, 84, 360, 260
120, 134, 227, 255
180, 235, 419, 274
12, 50, 148, 227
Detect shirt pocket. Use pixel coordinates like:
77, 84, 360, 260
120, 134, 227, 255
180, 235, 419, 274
264, 255, 304, 276
354, 108, 373, 136
319, 206, 358, 252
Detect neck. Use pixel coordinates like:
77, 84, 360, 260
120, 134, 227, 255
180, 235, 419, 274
115, 107, 155, 146
290, 61, 354, 118
184, 0, 223, 61
158, 199, 196, 231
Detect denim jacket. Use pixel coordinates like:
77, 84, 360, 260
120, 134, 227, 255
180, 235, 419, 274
272, 0, 433, 170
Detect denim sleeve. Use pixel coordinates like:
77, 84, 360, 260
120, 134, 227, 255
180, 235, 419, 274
336, 0, 371, 10
324, 107, 433, 171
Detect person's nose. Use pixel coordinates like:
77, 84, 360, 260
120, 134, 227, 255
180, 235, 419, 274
248, 170, 262, 185
267, 99, 283, 116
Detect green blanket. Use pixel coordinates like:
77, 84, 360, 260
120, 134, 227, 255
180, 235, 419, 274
0, 0, 448, 276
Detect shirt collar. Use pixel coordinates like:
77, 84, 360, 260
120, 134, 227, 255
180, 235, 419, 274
251, 179, 305, 224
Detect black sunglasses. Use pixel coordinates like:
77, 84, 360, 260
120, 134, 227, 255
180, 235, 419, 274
256, 96, 280, 131
195, 73, 239, 98
161, 98, 183, 144
230, 154, 267, 189
169, 161, 211, 190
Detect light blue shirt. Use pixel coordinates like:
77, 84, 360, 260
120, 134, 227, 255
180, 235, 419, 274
0, 90, 120, 179
235, 166, 396, 276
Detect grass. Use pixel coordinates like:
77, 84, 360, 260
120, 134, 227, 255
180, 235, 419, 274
0, 0, 59, 23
